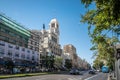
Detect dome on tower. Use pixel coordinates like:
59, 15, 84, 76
50, 18, 59, 24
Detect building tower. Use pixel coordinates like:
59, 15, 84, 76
49, 18, 59, 44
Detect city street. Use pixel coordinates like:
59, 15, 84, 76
0, 72, 108, 80
84, 72, 108, 80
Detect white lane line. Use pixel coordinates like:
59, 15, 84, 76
68, 78, 82, 80
68, 78, 77, 80
36, 77, 47, 80
84, 73, 102, 80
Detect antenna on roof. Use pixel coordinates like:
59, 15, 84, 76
43, 24, 45, 30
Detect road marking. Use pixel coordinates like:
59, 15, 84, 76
84, 73, 102, 80
68, 78, 82, 80
68, 78, 77, 80
36, 77, 46, 80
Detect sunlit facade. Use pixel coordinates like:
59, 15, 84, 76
0, 13, 40, 73
63, 44, 78, 68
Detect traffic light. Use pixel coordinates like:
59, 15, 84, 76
116, 48, 120, 60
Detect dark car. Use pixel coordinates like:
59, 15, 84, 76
70, 69, 82, 75
89, 70, 96, 74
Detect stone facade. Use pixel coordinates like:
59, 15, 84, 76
31, 19, 62, 57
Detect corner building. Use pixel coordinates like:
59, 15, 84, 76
30, 19, 62, 69
0, 13, 40, 73
41, 19, 62, 56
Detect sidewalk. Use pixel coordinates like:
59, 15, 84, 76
107, 72, 116, 80
0, 72, 50, 79
0, 71, 68, 79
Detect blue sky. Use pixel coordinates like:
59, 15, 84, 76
0, 0, 95, 64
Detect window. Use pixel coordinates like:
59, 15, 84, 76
35, 42, 37, 45
8, 45, 13, 48
19, 42, 22, 46
19, 35, 22, 39
37, 58, 39, 61
5, 29, 9, 34
17, 35, 20, 38
27, 55, 30, 59
31, 41, 33, 44
35, 48, 38, 51
37, 53, 39, 55
32, 56, 34, 61
8, 50, 12, 56
0, 36, 6, 41
51, 23, 55, 27
30, 46, 33, 49
52, 36, 57, 43
1, 28, 6, 32
0, 42, 5, 46
0, 48, 4, 55
9, 32, 16, 37
22, 48, 25, 51
31, 35, 33, 39
27, 50, 30, 53
15, 46, 19, 50
32, 51, 34, 54
5, 37, 9, 42
21, 54, 25, 58
15, 52, 19, 57
24, 44, 28, 48
9, 39, 15, 44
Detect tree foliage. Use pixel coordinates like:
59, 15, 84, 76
81, 0, 120, 69
93, 59, 104, 69
5, 60, 14, 73
81, 0, 120, 21
54, 56, 63, 69
65, 59, 72, 69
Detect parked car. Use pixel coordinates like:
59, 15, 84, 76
70, 69, 82, 75
89, 70, 96, 74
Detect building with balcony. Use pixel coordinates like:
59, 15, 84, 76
42, 19, 62, 56
0, 40, 40, 73
0, 13, 30, 48
28, 31, 40, 52
30, 19, 62, 69
31, 19, 62, 57
0, 13, 40, 73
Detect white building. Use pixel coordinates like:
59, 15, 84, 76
0, 40, 40, 71
41, 19, 62, 56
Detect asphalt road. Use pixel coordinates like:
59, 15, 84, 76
84, 72, 108, 80
0, 72, 108, 80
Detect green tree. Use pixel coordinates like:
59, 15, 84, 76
65, 59, 72, 69
81, 0, 120, 70
5, 60, 14, 73
46, 55, 54, 69
93, 58, 104, 69
54, 56, 63, 70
